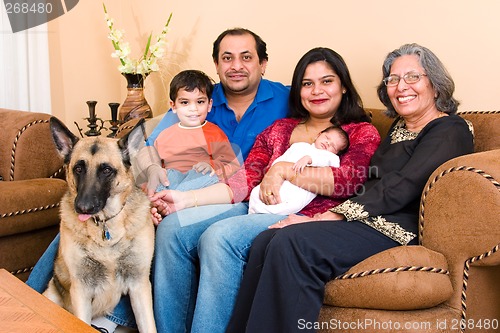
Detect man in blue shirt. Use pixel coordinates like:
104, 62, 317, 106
141, 28, 290, 195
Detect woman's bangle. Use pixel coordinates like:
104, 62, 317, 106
191, 191, 198, 207
289, 171, 297, 183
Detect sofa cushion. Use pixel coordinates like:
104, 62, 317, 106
0, 178, 66, 236
0, 109, 64, 181
324, 245, 453, 310
458, 111, 500, 152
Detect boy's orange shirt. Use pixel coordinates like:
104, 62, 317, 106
154, 121, 240, 180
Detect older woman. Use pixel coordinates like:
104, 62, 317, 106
226, 43, 475, 333
150, 47, 380, 333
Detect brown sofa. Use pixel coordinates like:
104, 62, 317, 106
319, 110, 500, 333
0, 109, 67, 281
1, 108, 498, 332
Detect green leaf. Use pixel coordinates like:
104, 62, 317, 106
143, 33, 152, 59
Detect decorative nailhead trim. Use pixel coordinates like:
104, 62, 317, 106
457, 110, 500, 115
50, 166, 65, 179
10, 267, 33, 276
420, 166, 500, 241
0, 203, 60, 219
335, 265, 449, 280
460, 243, 500, 333
420, 164, 500, 333
9, 118, 61, 180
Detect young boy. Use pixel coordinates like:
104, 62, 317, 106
249, 125, 349, 215
153, 70, 240, 192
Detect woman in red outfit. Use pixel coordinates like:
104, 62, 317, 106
150, 47, 381, 333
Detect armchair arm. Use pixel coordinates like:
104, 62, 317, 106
419, 149, 500, 261
0, 109, 64, 181
419, 149, 500, 314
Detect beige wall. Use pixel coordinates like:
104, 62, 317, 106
48, 0, 500, 131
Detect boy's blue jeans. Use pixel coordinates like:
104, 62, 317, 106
155, 169, 218, 192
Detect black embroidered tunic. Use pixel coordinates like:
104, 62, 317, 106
331, 114, 474, 245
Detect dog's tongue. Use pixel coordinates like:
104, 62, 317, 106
78, 214, 92, 222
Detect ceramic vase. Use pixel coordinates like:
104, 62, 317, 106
119, 73, 153, 122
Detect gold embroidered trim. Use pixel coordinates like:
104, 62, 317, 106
360, 216, 416, 245
331, 199, 416, 245
464, 119, 474, 137
390, 119, 418, 144
330, 200, 369, 220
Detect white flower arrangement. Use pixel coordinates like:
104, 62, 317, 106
103, 4, 172, 75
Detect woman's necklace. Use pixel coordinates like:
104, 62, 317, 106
303, 122, 317, 143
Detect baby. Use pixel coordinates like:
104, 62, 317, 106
249, 125, 349, 215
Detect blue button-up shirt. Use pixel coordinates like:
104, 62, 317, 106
146, 78, 290, 161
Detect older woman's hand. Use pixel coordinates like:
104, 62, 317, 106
269, 211, 345, 229
269, 214, 315, 229
259, 161, 294, 205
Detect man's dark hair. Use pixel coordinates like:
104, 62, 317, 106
212, 28, 268, 64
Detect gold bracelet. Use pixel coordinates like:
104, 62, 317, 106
289, 172, 297, 183
191, 191, 198, 207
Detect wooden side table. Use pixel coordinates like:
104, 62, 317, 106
0, 268, 97, 332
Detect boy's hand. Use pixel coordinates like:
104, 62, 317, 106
193, 162, 215, 176
292, 155, 312, 174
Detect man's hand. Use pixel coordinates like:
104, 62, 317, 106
145, 164, 169, 197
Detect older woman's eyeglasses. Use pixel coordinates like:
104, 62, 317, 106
383, 72, 427, 86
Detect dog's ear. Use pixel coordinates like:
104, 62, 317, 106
50, 117, 79, 163
117, 118, 147, 167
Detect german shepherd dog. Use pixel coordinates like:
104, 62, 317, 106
43, 117, 156, 332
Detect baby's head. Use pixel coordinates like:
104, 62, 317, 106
314, 126, 349, 155
170, 70, 215, 127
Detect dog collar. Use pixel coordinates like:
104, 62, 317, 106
92, 205, 125, 241
92, 218, 111, 241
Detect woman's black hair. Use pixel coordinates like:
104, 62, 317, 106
288, 47, 370, 126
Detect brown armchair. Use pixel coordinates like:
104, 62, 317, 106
0, 109, 67, 281
318, 110, 500, 333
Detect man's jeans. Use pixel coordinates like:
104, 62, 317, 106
153, 202, 285, 333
